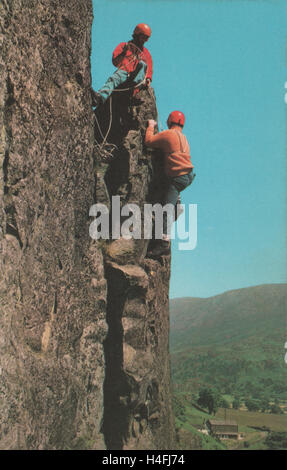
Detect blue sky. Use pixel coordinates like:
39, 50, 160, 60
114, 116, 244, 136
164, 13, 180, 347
91, 0, 286, 298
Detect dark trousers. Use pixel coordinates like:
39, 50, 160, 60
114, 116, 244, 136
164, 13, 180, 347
163, 172, 193, 236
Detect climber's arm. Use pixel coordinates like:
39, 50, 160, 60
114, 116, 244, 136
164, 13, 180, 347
145, 121, 170, 150
145, 49, 153, 82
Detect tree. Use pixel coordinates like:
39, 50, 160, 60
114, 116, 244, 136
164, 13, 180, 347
245, 399, 260, 412
197, 387, 220, 415
232, 398, 240, 410
270, 404, 283, 415
219, 398, 229, 409
265, 432, 287, 450
259, 398, 270, 413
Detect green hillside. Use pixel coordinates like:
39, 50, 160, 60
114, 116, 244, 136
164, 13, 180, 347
172, 392, 287, 450
170, 284, 287, 400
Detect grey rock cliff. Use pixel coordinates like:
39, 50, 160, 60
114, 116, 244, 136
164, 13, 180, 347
0, 0, 175, 450
94, 88, 175, 450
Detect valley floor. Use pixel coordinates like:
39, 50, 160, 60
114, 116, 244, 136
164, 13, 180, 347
173, 394, 287, 450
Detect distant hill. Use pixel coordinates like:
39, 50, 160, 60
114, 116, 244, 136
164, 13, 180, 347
169, 284, 287, 400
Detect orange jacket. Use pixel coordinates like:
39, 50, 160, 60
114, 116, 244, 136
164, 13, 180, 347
112, 42, 153, 81
145, 125, 194, 177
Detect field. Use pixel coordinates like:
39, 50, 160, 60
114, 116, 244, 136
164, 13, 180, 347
173, 392, 287, 450
215, 407, 287, 449
215, 407, 287, 432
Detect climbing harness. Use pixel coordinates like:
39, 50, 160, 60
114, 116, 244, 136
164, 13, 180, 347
112, 75, 147, 93
113, 42, 148, 92
93, 41, 146, 158
93, 41, 163, 162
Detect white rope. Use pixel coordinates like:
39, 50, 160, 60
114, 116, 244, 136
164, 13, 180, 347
93, 39, 164, 162
94, 112, 105, 141
103, 97, 113, 145
113, 41, 148, 92
94, 97, 117, 163
146, 86, 164, 132
111, 41, 164, 131
112, 77, 146, 93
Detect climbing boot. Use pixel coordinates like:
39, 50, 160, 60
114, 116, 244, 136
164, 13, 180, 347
151, 240, 170, 257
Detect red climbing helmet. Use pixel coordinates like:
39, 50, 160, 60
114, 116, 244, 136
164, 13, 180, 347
133, 23, 152, 38
167, 111, 185, 128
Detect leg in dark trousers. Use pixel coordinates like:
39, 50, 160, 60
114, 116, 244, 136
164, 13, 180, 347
162, 173, 193, 237
151, 173, 193, 257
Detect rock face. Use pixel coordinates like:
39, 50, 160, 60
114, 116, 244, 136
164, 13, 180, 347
94, 88, 175, 450
0, 0, 175, 450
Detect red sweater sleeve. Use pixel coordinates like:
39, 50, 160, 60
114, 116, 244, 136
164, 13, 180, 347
145, 126, 170, 151
112, 42, 126, 67
144, 48, 153, 81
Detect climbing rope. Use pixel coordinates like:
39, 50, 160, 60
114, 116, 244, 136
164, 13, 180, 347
93, 82, 164, 164
110, 41, 148, 93
146, 86, 164, 132
112, 77, 147, 93
93, 41, 146, 158
94, 97, 117, 163
94, 138, 117, 164
93, 41, 164, 162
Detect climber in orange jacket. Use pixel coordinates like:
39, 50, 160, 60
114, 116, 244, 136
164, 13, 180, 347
145, 111, 195, 255
92, 23, 153, 107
